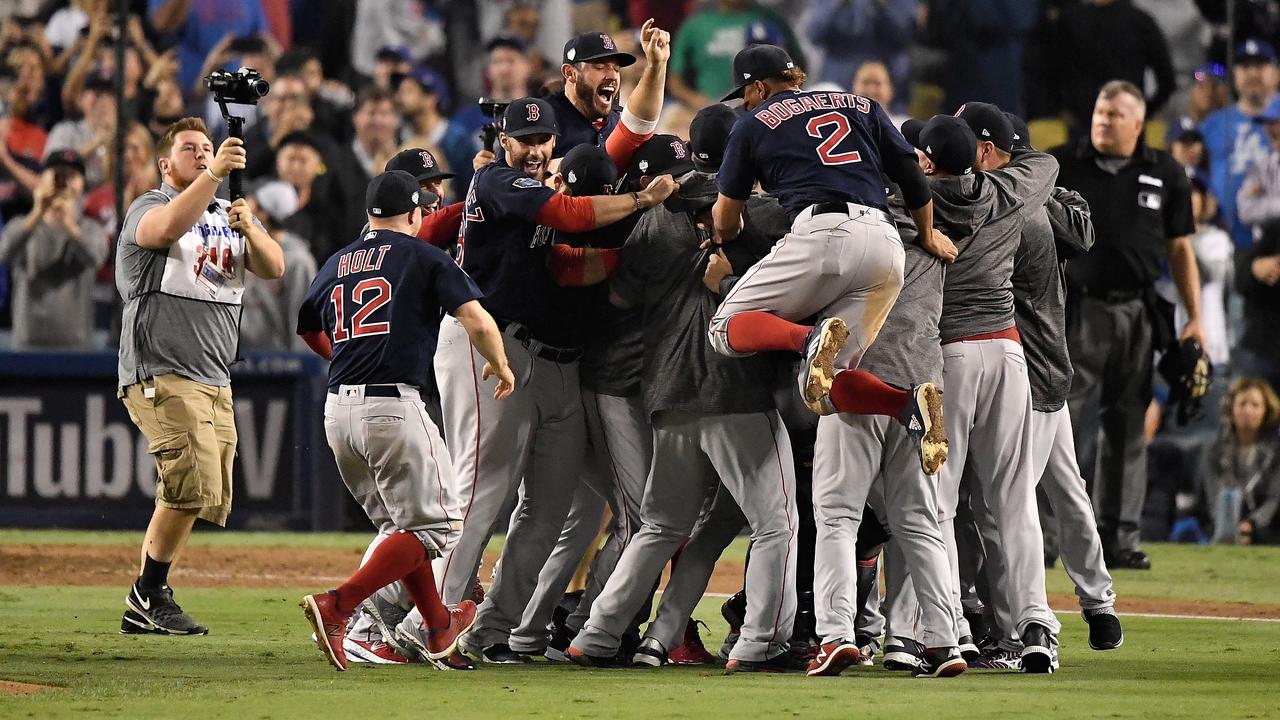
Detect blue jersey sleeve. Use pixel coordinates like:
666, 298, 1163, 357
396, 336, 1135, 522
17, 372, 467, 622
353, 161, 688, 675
420, 245, 484, 313
716, 117, 759, 200
480, 164, 558, 224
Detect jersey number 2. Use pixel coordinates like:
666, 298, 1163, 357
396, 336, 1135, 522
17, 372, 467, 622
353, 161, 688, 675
329, 278, 392, 342
806, 112, 863, 166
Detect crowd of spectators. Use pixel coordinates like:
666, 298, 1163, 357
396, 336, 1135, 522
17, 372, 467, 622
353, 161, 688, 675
1, 0, 1278, 543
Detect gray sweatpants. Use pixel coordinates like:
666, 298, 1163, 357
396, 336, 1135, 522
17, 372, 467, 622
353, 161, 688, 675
572, 410, 797, 662
431, 317, 586, 649
813, 414, 957, 648
938, 339, 1060, 644
508, 390, 651, 652
1031, 406, 1117, 610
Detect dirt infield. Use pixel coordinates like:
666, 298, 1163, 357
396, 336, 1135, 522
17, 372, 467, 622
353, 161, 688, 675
0, 680, 53, 695
4, 543, 1278, 620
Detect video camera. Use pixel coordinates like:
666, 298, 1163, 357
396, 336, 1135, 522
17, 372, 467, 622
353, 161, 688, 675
205, 67, 270, 200
477, 98, 509, 153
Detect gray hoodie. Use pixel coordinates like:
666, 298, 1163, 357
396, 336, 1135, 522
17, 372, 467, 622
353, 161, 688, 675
1012, 187, 1094, 412
932, 151, 1059, 342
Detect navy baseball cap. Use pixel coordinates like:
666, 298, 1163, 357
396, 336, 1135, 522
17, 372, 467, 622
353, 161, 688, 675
955, 101, 1015, 153
366, 170, 438, 217
385, 147, 455, 182
690, 103, 739, 171
912, 115, 976, 176
721, 44, 796, 102
44, 148, 86, 175
1166, 116, 1204, 143
563, 31, 636, 67
627, 134, 695, 181
900, 118, 925, 147
502, 97, 559, 138
1236, 38, 1277, 64
1003, 111, 1033, 150
560, 144, 618, 196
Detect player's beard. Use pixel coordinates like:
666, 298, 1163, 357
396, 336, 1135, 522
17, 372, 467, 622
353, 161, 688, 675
572, 76, 616, 120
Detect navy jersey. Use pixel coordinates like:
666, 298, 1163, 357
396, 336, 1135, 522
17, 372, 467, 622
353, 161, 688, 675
717, 89, 915, 220
458, 161, 587, 348
297, 229, 482, 390
547, 91, 619, 159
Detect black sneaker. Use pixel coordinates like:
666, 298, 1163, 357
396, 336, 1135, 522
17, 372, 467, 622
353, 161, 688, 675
913, 647, 967, 678
958, 634, 980, 661
119, 608, 164, 635
1110, 549, 1151, 570
963, 612, 990, 645
882, 637, 924, 671
478, 643, 531, 664
1019, 623, 1059, 674
631, 637, 668, 667
544, 620, 576, 662
430, 650, 477, 671
724, 651, 809, 674
1084, 608, 1124, 650
125, 583, 208, 635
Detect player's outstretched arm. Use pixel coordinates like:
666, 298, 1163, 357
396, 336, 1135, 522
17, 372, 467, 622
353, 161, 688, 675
533, 174, 677, 231
712, 194, 745, 245
453, 300, 516, 399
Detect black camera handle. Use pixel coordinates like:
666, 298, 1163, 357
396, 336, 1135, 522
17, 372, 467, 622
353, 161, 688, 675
217, 99, 246, 201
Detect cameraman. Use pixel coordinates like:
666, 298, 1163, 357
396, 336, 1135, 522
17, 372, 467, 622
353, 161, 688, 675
0, 149, 108, 350
115, 117, 284, 636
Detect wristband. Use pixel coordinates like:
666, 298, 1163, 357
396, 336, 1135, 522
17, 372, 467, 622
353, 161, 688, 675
205, 167, 224, 184
631, 191, 643, 211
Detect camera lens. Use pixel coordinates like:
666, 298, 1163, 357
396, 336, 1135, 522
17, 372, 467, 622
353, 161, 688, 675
249, 79, 270, 97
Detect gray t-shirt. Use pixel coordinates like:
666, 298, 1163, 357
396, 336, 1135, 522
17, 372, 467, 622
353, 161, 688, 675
116, 183, 258, 388
610, 175, 782, 417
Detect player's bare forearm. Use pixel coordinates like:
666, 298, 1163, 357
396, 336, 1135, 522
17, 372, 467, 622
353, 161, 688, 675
590, 175, 677, 227
626, 19, 670, 124
243, 224, 286, 279
712, 195, 745, 244
134, 175, 220, 249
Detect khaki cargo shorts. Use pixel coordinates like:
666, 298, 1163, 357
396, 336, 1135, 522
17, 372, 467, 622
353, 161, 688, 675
120, 373, 237, 526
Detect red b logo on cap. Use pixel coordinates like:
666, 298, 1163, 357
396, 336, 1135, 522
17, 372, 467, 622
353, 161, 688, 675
526, 103, 540, 122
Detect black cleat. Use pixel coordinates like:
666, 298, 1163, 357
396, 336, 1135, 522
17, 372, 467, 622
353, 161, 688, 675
913, 646, 967, 678
124, 583, 208, 635
477, 643, 531, 664
725, 651, 809, 674
1084, 608, 1124, 650
883, 637, 924, 671
1019, 623, 1059, 674
1109, 549, 1151, 570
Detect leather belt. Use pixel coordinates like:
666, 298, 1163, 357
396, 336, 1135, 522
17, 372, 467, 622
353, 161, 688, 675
811, 201, 891, 224
496, 319, 582, 364
328, 384, 402, 398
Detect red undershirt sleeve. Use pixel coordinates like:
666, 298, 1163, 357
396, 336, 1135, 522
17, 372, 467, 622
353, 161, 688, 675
416, 203, 464, 248
546, 244, 622, 286
605, 121, 653, 173
533, 194, 597, 232
300, 330, 333, 360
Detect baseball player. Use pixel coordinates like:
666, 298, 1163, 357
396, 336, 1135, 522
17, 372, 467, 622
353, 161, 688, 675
805, 177, 964, 678
704, 44, 953, 478
432, 97, 676, 664
295, 170, 516, 672
569, 119, 798, 673
903, 107, 1061, 673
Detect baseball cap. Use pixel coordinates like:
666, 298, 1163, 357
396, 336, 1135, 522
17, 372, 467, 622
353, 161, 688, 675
562, 31, 636, 67
375, 45, 412, 64
251, 179, 299, 224
1235, 38, 1277, 64
559, 144, 618, 196
1166, 116, 1205, 143
83, 73, 114, 94
44, 148, 85, 175
627, 134, 695, 182
911, 115, 977, 176
954, 102, 1015, 153
721, 44, 796, 102
366, 170, 438, 217
502, 97, 559, 138
385, 147, 455, 182
486, 36, 526, 54
689, 103, 739, 172
1003, 111, 1033, 151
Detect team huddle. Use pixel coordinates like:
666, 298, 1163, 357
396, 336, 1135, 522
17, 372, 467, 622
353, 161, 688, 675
289, 22, 1124, 678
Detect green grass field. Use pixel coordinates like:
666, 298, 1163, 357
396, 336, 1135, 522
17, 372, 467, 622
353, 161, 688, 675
2, 532, 1278, 719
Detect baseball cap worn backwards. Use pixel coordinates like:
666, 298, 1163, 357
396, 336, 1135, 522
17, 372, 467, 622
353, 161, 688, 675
690, 103, 739, 171
563, 31, 636, 67
386, 147, 454, 182
503, 97, 560, 138
367, 170, 437, 218
721, 44, 796, 102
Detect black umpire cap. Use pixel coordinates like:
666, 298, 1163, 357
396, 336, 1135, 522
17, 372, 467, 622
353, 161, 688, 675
690, 104, 738, 172
721, 44, 796, 102
955, 102, 1015, 153
367, 170, 438, 217
906, 115, 977, 176
502, 97, 560, 138
385, 147, 455, 182
563, 31, 636, 67
560, 144, 618, 196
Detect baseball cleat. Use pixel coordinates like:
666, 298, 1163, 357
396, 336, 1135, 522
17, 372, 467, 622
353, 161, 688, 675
545, 621, 576, 662
805, 640, 865, 677
344, 636, 411, 664
475, 643, 532, 664
567, 645, 623, 668
358, 599, 417, 660
968, 647, 1021, 670
958, 634, 981, 662
632, 637, 668, 667
1019, 623, 1059, 674
726, 652, 809, 674
125, 583, 208, 636
719, 591, 746, 660
301, 591, 349, 671
854, 634, 879, 666
799, 317, 849, 415
1084, 608, 1124, 651
913, 647, 967, 678
669, 620, 717, 665
904, 382, 948, 475
883, 638, 924, 671
430, 650, 477, 671
425, 601, 477, 659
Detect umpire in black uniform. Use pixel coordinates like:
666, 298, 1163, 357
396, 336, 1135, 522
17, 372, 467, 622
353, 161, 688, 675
1051, 80, 1203, 570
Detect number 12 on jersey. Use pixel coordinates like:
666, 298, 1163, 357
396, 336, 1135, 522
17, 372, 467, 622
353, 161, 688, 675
329, 278, 392, 342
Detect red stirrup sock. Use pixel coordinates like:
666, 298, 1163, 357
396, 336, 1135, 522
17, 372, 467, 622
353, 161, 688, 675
402, 561, 450, 630
829, 370, 910, 417
725, 311, 810, 353
334, 530, 428, 615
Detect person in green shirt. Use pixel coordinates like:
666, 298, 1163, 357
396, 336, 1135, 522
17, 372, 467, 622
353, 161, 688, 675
668, 0, 806, 109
